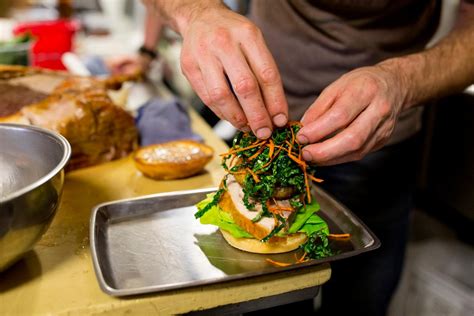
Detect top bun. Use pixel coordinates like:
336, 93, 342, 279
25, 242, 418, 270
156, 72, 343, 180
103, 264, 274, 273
134, 140, 213, 180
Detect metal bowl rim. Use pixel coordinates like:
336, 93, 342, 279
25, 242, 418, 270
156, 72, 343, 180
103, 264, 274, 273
0, 123, 71, 203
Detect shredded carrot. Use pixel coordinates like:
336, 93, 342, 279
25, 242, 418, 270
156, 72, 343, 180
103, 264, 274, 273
248, 146, 265, 161
290, 125, 295, 145
297, 252, 308, 263
267, 251, 308, 267
268, 206, 294, 213
257, 146, 283, 172
267, 139, 275, 159
228, 154, 237, 168
288, 121, 302, 127
219, 141, 265, 156
247, 167, 260, 183
267, 197, 295, 214
266, 258, 292, 267
228, 170, 246, 175
309, 174, 324, 183
328, 233, 351, 239
285, 140, 295, 152
287, 153, 306, 167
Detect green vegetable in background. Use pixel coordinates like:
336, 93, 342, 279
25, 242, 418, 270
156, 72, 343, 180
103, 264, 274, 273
0, 33, 33, 66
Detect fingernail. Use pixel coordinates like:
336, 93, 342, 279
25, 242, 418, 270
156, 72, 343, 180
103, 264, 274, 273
273, 113, 287, 127
302, 150, 313, 161
256, 127, 272, 139
241, 126, 251, 132
297, 134, 309, 145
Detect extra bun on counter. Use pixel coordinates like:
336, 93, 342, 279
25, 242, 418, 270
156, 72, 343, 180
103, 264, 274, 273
133, 140, 214, 180
194, 123, 337, 258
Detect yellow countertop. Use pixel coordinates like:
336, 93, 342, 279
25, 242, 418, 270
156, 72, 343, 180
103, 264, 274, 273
0, 110, 330, 315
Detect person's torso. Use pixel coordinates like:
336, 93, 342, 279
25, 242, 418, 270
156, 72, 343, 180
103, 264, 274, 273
249, 0, 440, 143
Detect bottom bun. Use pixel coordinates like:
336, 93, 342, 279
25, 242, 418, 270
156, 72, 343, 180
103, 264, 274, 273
220, 229, 308, 254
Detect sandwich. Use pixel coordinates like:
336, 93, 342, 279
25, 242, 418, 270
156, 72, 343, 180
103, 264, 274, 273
195, 122, 344, 260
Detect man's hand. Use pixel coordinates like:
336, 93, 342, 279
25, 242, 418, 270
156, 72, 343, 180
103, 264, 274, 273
297, 65, 407, 166
177, 5, 288, 138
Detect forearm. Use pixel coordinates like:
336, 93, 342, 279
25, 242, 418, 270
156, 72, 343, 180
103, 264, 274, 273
142, 0, 224, 35
379, 2, 474, 110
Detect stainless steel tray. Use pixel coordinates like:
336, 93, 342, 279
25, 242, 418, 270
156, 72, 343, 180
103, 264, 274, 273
90, 187, 380, 296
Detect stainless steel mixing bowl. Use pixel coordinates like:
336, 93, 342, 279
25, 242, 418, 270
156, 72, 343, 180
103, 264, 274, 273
0, 124, 71, 271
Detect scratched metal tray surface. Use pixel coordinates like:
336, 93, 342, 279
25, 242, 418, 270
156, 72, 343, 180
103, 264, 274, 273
90, 187, 380, 296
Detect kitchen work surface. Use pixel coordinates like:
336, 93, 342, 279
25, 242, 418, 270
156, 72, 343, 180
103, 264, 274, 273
91, 187, 379, 297
0, 111, 332, 315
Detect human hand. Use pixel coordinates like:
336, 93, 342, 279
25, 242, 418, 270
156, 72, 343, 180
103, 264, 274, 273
178, 6, 288, 138
297, 65, 407, 165
106, 54, 151, 76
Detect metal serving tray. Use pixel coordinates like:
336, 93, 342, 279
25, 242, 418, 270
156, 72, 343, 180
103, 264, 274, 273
90, 187, 380, 296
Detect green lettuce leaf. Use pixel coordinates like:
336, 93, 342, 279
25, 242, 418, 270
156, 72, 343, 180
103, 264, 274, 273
287, 200, 320, 234
196, 193, 329, 240
298, 213, 329, 236
197, 194, 253, 238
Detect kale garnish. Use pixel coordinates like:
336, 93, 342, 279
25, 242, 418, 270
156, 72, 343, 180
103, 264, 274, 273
301, 230, 335, 259
194, 188, 225, 219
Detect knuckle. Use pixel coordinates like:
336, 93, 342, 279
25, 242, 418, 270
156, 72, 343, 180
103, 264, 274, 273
259, 67, 279, 85
234, 77, 258, 96
329, 109, 349, 125
199, 93, 211, 106
180, 54, 194, 73
363, 76, 379, 96
345, 133, 363, 151
249, 112, 268, 126
313, 148, 329, 162
232, 116, 248, 129
241, 22, 259, 38
209, 87, 231, 104
212, 27, 232, 47
378, 101, 392, 119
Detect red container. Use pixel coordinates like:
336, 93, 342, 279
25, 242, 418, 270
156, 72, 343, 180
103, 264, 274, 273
13, 19, 80, 70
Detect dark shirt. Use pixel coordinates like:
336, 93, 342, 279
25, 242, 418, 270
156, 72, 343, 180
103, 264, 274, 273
249, 0, 441, 143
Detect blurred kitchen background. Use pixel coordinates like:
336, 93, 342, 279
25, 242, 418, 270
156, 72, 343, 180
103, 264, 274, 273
0, 1, 472, 315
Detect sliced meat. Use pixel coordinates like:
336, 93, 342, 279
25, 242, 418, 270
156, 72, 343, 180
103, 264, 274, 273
219, 175, 295, 240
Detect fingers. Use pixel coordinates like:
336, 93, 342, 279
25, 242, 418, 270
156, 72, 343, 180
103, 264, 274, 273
196, 51, 250, 131
240, 30, 288, 127
216, 44, 274, 138
298, 94, 369, 146
180, 51, 225, 121
300, 87, 337, 126
298, 77, 380, 145
301, 100, 391, 165
179, 13, 288, 138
